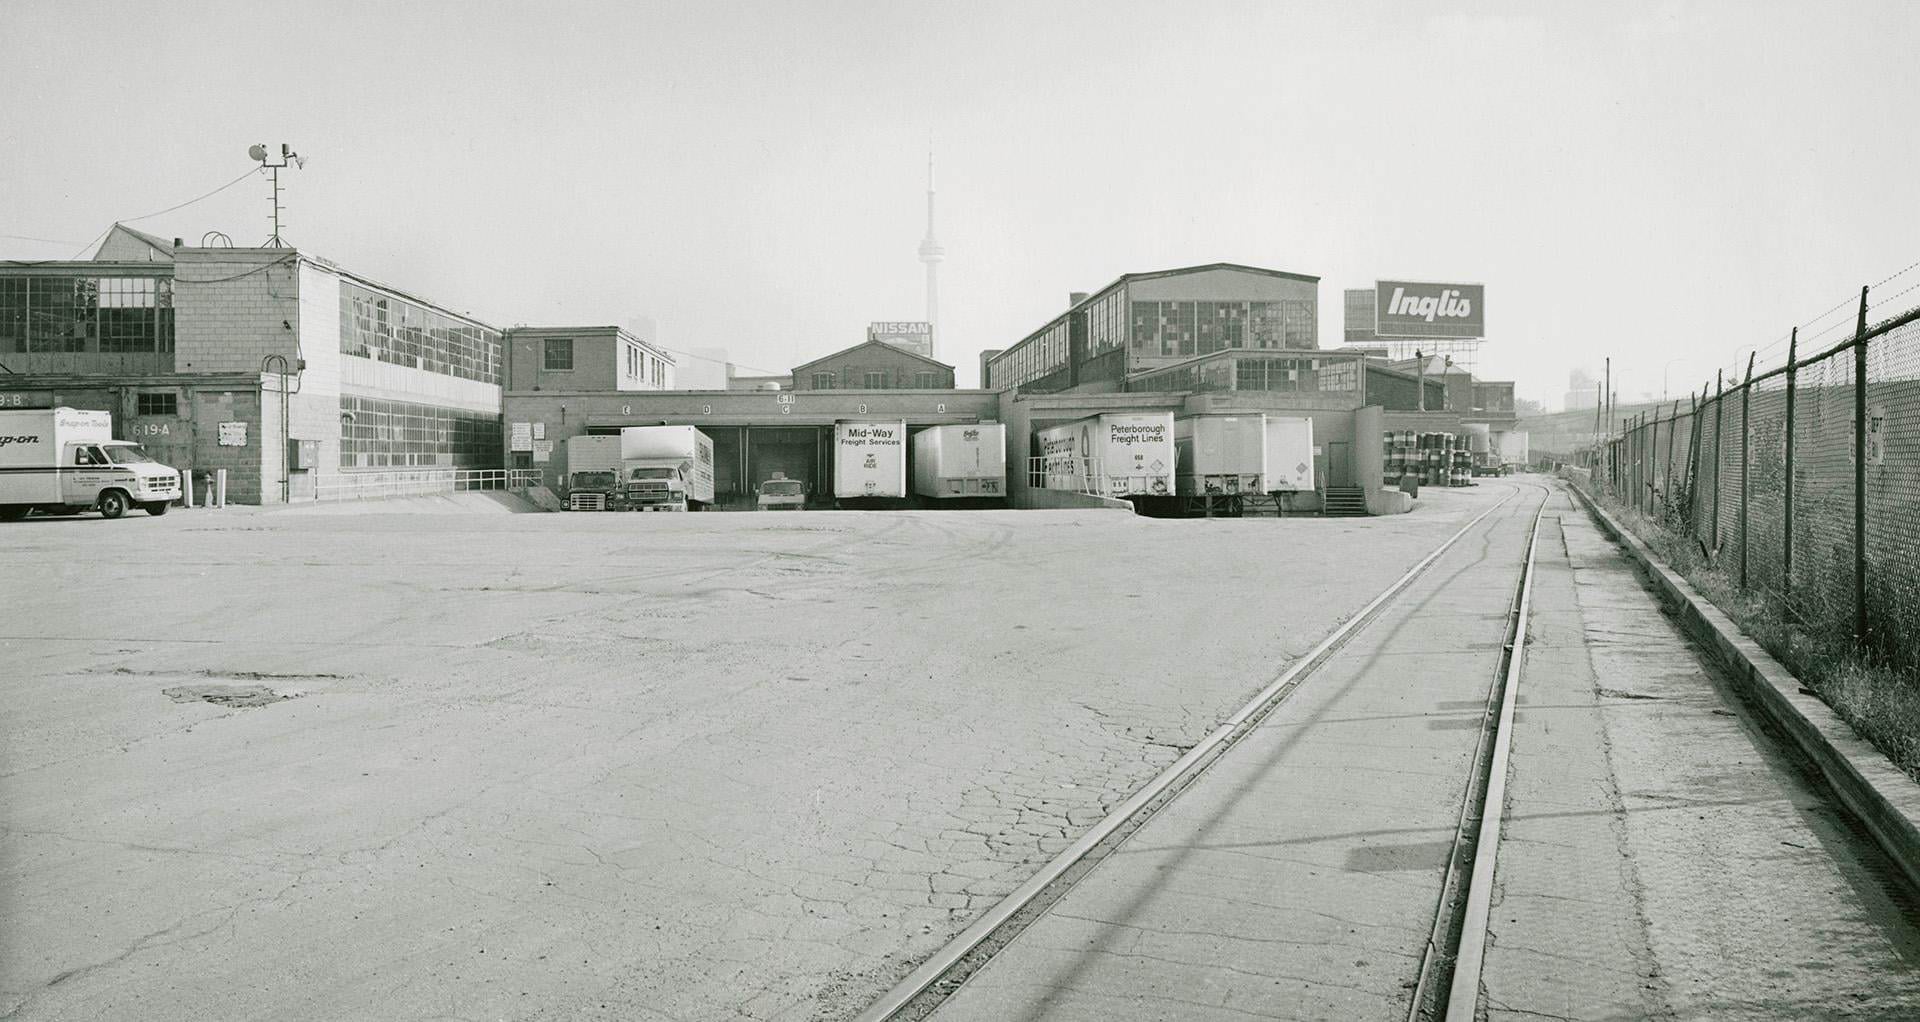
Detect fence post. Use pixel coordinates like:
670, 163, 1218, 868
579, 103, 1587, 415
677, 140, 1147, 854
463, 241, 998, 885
1713, 369, 1725, 553
1665, 399, 1680, 519
1784, 329, 1797, 596
1740, 353, 1754, 589
1687, 390, 1703, 535
1853, 286, 1870, 645
1649, 407, 1660, 511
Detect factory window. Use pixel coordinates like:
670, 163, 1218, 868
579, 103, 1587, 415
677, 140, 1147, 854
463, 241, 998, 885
913, 371, 937, 389
625, 343, 639, 381
811, 371, 836, 390
543, 338, 574, 371
338, 396, 504, 469
863, 370, 887, 389
0, 275, 172, 354
136, 392, 177, 416
338, 281, 501, 385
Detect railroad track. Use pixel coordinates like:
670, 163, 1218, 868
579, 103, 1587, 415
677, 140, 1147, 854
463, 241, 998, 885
853, 481, 1553, 1022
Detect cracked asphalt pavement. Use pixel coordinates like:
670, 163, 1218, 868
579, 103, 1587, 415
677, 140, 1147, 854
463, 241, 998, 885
0, 491, 1504, 1021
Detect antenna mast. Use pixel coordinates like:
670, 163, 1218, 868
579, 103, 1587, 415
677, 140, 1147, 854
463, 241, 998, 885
250, 143, 305, 247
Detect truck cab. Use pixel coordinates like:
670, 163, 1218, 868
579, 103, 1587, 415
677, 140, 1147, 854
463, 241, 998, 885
70, 441, 181, 517
566, 469, 621, 511
756, 473, 806, 511
624, 463, 691, 511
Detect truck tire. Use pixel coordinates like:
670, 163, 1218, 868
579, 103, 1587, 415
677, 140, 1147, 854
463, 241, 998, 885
0, 505, 28, 522
98, 489, 130, 520
143, 501, 170, 517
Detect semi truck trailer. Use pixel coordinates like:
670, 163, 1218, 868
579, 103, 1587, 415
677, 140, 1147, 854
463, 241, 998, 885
0, 407, 182, 520
1034, 412, 1174, 497
1174, 414, 1264, 495
910, 423, 1006, 499
1261, 416, 1316, 492
618, 426, 715, 511
563, 435, 625, 511
833, 420, 906, 500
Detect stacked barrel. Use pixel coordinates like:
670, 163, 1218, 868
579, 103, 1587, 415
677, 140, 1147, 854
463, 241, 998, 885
1383, 430, 1418, 485
1383, 431, 1472, 487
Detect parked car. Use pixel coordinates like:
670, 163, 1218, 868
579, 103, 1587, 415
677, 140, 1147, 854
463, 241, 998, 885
756, 473, 806, 511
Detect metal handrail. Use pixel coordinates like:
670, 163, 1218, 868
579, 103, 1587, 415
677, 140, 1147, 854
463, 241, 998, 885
311, 467, 540, 502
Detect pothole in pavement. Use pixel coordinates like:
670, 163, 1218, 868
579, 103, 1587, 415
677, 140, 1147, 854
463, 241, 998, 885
162, 684, 301, 708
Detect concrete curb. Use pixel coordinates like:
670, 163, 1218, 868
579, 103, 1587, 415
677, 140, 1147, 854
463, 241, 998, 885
1567, 482, 1920, 892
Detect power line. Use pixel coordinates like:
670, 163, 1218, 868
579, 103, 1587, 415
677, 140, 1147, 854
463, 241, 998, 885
64, 167, 264, 258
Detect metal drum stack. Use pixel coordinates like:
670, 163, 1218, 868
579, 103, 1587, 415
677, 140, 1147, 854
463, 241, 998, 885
1383, 430, 1418, 484
1451, 447, 1473, 486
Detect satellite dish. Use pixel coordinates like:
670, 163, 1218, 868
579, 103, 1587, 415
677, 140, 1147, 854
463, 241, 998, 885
248, 144, 267, 162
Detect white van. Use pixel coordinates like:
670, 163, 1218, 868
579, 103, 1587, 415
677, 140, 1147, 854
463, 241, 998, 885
0, 407, 183, 520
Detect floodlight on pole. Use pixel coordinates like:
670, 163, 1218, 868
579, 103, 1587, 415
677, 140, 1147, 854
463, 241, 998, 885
250, 143, 305, 247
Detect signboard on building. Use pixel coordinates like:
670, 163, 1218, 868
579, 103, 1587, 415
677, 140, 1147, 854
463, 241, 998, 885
218, 421, 248, 446
868, 321, 933, 357
510, 421, 534, 452
1373, 281, 1485, 339
532, 439, 554, 463
1868, 404, 1888, 467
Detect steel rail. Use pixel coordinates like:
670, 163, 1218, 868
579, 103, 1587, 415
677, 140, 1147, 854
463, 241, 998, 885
1442, 483, 1549, 1020
855, 484, 1529, 1022
1404, 480, 1551, 1020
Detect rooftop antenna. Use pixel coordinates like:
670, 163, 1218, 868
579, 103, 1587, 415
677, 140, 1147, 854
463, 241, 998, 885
249, 143, 305, 247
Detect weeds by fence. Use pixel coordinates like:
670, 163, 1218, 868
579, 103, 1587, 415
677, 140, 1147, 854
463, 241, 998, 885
1586, 272, 1920, 777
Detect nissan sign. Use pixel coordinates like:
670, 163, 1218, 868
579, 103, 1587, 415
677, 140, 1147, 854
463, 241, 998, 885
1374, 281, 1484, 339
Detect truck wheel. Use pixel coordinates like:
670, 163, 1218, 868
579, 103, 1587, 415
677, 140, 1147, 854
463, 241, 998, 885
143, 501, 171, 517
0, 505, 28, 522
98, 490, 130, 520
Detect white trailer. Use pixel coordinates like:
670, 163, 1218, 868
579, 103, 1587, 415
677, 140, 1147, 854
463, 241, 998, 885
834, 420, 907, 499
1494, 429, 1530, 470
618, 426, 715, 510
0, 407, 182, 520
1261, 416, 1316, 492
911, 423, 1006, 499
1175, 414, 1265, 496
1034, 412, 1175, 498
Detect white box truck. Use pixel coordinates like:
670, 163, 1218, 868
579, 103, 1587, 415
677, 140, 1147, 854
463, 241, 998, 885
1175, 414, 1265, 496
834, 420, 906, 499
0, 407, 182, 520
564, 435, 625, 511
911, 423, 1006, 499
1034, 412, 1174, 498
1261, 416, 1316, 492
618, 426, 715, 511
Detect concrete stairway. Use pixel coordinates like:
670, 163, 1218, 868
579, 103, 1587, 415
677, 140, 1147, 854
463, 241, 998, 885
1322, 486, 1369, 517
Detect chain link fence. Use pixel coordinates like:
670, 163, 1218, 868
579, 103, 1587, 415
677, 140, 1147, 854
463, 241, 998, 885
1596, 280, 1920, 679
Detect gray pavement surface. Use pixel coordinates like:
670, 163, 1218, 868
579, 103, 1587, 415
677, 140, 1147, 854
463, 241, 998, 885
926, 483, 1550, 1021
0, 490, 1505, 1021
1481, 488, 1920, 1020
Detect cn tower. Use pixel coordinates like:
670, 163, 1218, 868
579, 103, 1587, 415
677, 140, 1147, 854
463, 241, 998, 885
917, 150, 944, 360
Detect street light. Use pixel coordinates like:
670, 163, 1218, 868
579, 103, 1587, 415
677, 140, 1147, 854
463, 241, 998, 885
1662, 358, 1689, 402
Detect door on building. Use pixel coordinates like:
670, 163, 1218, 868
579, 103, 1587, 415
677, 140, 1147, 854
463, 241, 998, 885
1323, 441, 1352, 488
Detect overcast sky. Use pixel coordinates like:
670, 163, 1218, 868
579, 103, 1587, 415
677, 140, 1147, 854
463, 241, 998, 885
3, 1, 1916, 404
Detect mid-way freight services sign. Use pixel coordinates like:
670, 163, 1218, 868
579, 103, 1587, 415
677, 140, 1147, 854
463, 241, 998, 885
1374, 281, 1485, 339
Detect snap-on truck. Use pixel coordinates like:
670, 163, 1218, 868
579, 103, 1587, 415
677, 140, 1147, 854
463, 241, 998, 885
619, 425, 714, 511
1034, 412, 1175, 497
833, 420, 906, 502
563, 434, 625, 511
910, 423, 1006, 500
1174, 414, 1265, 496
0, 407, 182, 521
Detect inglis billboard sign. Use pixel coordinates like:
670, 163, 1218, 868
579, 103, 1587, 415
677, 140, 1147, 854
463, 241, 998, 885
1373, 281, 1484, 339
